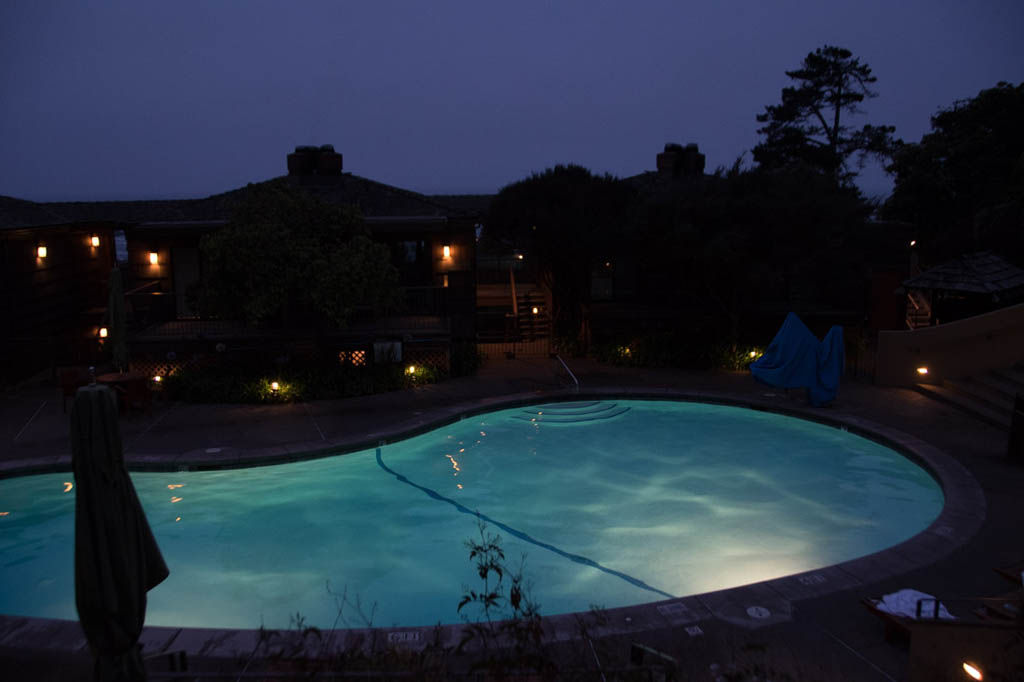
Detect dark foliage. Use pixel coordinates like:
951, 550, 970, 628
163, 359, 440, 403
484, 165, 637, 348
191, 181, 402, 327
624, 163, 870, 346
884, 81, 1024, 265
753, 45, 899, 187
449, 341, 485, 377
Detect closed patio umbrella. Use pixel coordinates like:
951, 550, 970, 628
107, 267, 129, 372
72, 382, 169, 681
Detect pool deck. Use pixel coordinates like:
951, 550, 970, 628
1, 357, 1021, 680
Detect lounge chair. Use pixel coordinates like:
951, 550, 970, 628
862, 589, 955, 642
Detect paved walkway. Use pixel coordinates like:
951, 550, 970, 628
1, 357, 1022, 680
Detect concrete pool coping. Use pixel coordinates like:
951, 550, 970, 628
0, 386, 988, 664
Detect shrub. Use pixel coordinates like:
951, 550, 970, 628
163, 359, 444, 403
449, 341, 485, 377
593, 333, 765, 371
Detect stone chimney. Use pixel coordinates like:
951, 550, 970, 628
656, 142, 705, 178
287, 144, 343, 176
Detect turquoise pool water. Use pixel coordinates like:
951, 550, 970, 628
0, 400, 943, 629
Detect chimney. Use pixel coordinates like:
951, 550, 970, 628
287, 145, 343, 176
656, 142, 705, 178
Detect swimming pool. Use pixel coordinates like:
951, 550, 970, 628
0, 399, 943, 629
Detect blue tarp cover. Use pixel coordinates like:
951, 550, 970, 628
750, 312, 845, 406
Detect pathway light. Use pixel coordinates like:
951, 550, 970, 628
963, 661, 982, 680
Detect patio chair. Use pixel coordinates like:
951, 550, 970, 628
993, 559, 1024, 587
111, 377, 153, 414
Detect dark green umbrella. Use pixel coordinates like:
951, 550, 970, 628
72, 382, 169, 681
107, 267, 129, 372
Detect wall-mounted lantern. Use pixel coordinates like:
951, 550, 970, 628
90, 235, 101, 247
149, 252, 159, 265
36, 245, 47, 259
442, 244, 451, 259
531, 306, 539, 315
99, 327, 108, 338
916, 366, 929, 376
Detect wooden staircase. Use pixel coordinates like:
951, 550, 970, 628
515, 289, 550, 341
914, 365, 1024, 430
906, 290, 932, 329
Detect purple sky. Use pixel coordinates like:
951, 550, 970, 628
2, 1, 1022, 204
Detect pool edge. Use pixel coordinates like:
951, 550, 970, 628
0, 387, 987, 660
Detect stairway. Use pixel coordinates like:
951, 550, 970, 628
511, 401, 630, 424
516, 290, 550, 340
914, 365, 1024, 430
906, 290, 932, 329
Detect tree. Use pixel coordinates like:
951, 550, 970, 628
484, 165, 635, 349
753, 45, 898, 187
884, 82, 1024, 263
193, 182, 401, 327
642, 163, 868, 347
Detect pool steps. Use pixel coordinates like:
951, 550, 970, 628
511, 401, 631, 424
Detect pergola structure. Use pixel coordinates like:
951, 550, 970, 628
901, 251, 1024, 326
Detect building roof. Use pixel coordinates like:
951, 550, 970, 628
902, 251, 1024, 294
0, 174, 480, 230
428, 194, 492, 217
0, 195, 73, 229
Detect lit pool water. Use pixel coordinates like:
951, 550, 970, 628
0, 400, 943, 629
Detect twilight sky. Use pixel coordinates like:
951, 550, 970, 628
2, 1, 1022, 204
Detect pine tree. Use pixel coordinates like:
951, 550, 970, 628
753, 45, 898, 187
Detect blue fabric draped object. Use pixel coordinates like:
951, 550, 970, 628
751, 312, 845, 406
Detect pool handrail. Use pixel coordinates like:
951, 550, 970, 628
556, 354, 580, 392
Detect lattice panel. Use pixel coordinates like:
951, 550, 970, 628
338, 349, 368, 367
129, 358, 196, 380
404, 348, 450, 372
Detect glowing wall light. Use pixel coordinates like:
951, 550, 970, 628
99, 327, 109, 338
442, 245, 451, 259
531, 306, 539, 315
149, 252, 159, 265
36, 245, 47, 258
90, 235, 100, 247
916, 366, 929, 375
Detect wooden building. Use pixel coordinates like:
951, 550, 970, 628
0, 147, 480, 384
